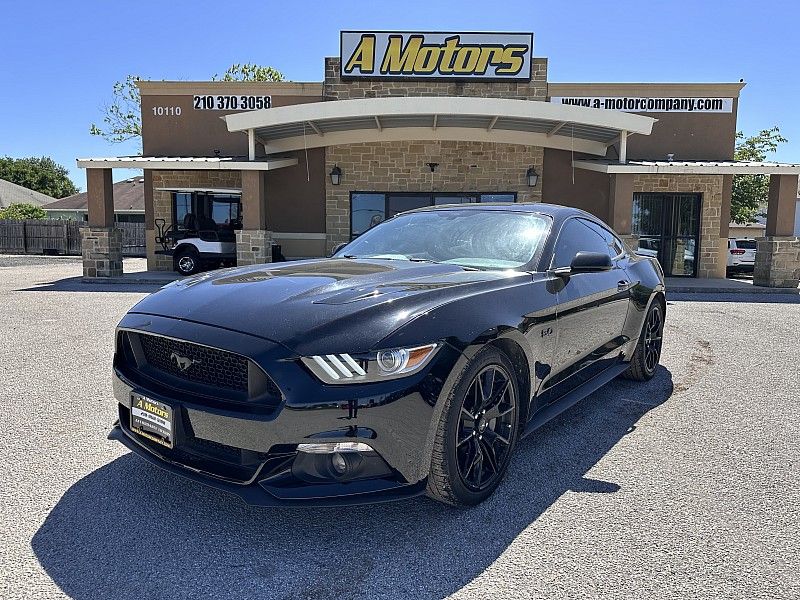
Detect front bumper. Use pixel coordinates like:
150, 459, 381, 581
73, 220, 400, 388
111, 313, 460, 506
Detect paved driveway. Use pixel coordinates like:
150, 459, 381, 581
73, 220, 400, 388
1, 257, 798, 599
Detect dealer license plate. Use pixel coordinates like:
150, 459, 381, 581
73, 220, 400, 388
130, 394, 174, 449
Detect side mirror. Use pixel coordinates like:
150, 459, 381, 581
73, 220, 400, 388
570, 251, 613, 272
330, 242, 347, 257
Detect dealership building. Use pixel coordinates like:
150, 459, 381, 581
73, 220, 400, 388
77, 31, 800, 287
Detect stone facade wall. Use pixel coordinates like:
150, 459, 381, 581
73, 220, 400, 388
236, 229, 273, 266
324, 57, 548, 101
632, 174, 724, 278
325, 141, 544, 252
81, 227, 123, 278
322, 57, 549, 253
148, 170, 242, 270
754, 236, 800, 288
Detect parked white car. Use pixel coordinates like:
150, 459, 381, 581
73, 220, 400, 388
727, 238, 757, 272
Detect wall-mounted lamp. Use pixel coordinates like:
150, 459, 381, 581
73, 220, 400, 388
526, 166, 539, 187
329, 165, 342, 185
426, 162, 439, 173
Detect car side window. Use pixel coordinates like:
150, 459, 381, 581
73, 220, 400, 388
551, 218, 612, 268
581, 219, 626, 259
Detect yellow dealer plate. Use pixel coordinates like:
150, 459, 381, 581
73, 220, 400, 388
130, 394, 174, 449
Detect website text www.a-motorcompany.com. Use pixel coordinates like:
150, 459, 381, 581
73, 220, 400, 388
550, 96, 733, 113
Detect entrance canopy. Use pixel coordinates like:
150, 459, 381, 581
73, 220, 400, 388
223, 96, 656, 159
574, 159, 800, 174
76, 156, 298, 171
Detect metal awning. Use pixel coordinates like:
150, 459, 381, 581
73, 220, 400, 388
574, 159, 800, 175
223, 97, 656, 159
76, 156, 298, 171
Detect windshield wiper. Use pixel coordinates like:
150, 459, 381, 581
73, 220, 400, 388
347, 255, 479, 271
408, 258, 480, 271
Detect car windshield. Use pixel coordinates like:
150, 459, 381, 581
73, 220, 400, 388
735, 239, 757, 250
336, 209, 550, 270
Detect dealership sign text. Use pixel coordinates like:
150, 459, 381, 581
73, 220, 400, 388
550, 96, 733, 113
340, 31, 533, 80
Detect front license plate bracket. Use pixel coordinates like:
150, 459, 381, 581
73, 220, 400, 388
130, 394, 174, 449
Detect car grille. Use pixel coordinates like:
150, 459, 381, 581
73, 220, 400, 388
139, 334, 249, 392
119, 331, 282, 405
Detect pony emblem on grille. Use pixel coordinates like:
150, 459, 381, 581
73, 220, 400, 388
170, 351, 200, 372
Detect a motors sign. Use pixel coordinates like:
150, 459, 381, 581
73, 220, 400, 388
340, 31, 534, 81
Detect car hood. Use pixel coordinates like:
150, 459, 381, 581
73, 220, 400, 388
129, 258, 530, 354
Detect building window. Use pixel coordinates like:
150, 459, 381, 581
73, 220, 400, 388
351, 193, 386, 236
434, 194, 478, 204
387, 194, 431, 218
479, 193, 516, 203
349, 192, 516, 239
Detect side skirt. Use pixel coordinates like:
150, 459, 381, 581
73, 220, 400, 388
522, 362, 630, 437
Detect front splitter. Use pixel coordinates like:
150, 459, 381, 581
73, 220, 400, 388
109, 424, 427, 507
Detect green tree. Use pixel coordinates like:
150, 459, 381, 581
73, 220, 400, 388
0, 203, 47, 220
89, 74, 143, 144
213, 63, 285, 82
731, 126, 788, 224
90, 65, 286, 144
0, 156, 78, 198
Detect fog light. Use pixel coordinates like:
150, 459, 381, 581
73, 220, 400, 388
331, 452, 348, 475
291, 441, 393, 483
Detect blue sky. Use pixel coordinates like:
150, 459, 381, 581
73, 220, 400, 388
1, 0, 798, 191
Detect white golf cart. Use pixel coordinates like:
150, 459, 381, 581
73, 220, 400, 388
155, 191, 241, 275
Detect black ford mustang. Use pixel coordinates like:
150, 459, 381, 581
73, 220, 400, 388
111, 203, 665, 507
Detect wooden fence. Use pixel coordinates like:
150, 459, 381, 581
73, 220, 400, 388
0, 220, 145, 257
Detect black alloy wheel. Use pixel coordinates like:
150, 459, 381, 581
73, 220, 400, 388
426, 346, 521, 506
622, 301, 664, 381
643, 305, 663, 374
456, 365, 517, 491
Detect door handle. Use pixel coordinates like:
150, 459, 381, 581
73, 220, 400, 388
618, 280, 631, 291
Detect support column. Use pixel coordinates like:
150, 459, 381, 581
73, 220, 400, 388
236, 170, 272, 266
715, 174, 733, 279
608, 173, 637, 250
754, 174, 800, 288
81, 168, 122, 278
144, 170, 158, 270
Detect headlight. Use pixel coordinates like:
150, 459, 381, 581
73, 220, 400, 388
302, 343, 439, 384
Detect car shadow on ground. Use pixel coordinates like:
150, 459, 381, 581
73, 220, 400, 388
15, 276, 164, 294
32, 367, 673, 600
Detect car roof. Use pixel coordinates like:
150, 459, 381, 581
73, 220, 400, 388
405, 202, 599, 222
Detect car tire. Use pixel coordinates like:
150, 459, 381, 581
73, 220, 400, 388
621, 300, 664, 381
426, 346, 521, 507
174, 247, 200, 276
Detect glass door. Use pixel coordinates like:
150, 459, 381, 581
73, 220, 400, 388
632, 193, 701, 277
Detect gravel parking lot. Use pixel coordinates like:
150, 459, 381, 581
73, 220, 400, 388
1, 256, 798, 600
